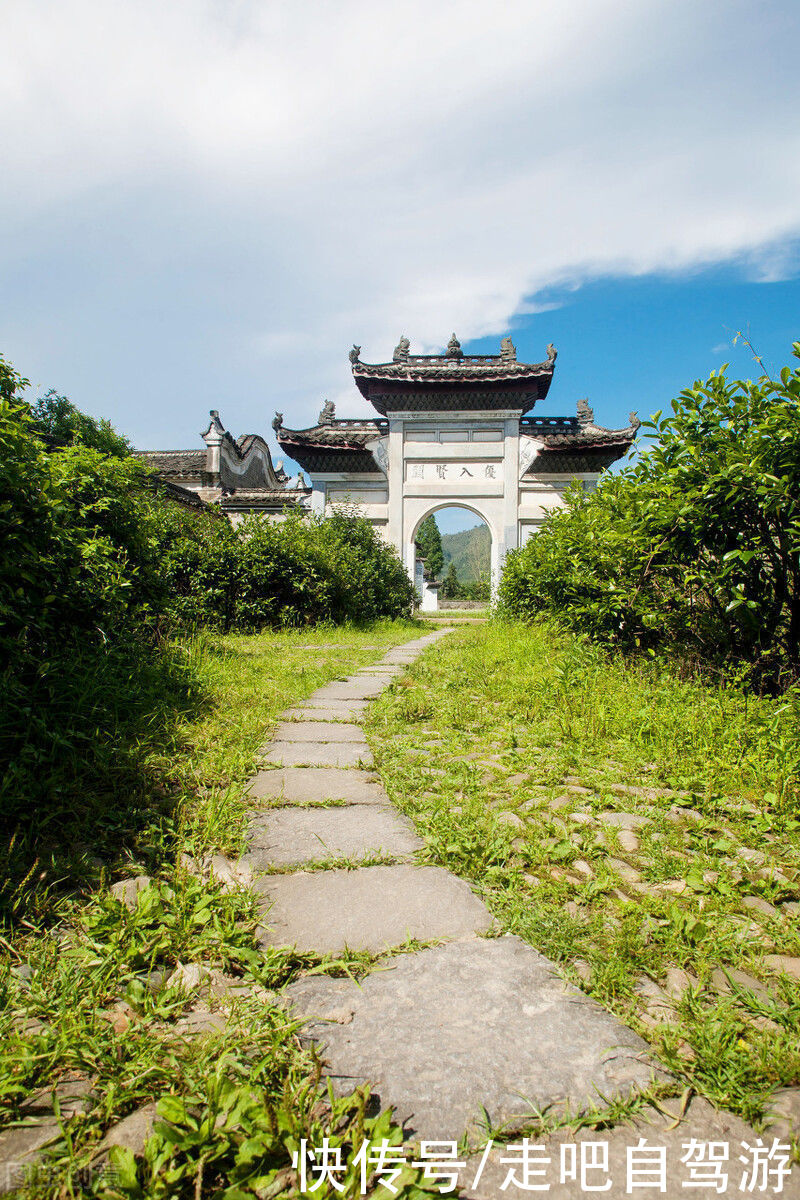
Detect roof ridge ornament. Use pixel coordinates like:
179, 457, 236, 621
272, 412, 283, 432
547, 343, 558, 364
393, 335, 410, 363
500, 336, 517, 362
349, 344, 361, 365
577, 397, 594, 425
318, 399, 336, 425
446, 333, 463, 359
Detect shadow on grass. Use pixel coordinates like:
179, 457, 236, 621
0, 631, 207, 924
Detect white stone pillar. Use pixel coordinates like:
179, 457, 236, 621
310, 484, 325, 515
502, 414, 521, 562
387, 417, 406, 571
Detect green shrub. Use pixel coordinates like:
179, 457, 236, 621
1, 366, 415, 882
28, 388, 132, 457
500, 344, 800, 685
158, 507, 416, 631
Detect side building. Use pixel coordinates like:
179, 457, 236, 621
135, 409, 310, 521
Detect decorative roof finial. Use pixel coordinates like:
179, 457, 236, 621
546, 343, 558, 364
272, 412, 283, 433
629, 411, 641, 431
393, 335, 410, 362
576, 397, 594, 425
318, 399, 336, 426
349, 344, 361, 365
500, 336, 516, 362
446, 333, 463, 359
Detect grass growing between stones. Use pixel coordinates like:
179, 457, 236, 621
1, 619, 443, 1199
366, 619, 800, 1137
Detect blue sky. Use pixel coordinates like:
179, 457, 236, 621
2, 0, 799, 525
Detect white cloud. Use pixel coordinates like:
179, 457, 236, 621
1, 0, 799, 443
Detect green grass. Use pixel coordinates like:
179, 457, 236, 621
366, 618, 800, 1133
0, 618, 443, 1199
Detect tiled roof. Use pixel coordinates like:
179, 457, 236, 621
152, 478, 209, 512
221, 487, 310, 503
135, 449, 205, 476
353, 356, 554, 384
277, 419, 386, 450
350, 337, 556, 414
521, 415, 639, 449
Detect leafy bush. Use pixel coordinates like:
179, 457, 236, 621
149, 506, 415, 630
1, 365, 414, 883
28, 388, 132, 457
499, 344, 800, 685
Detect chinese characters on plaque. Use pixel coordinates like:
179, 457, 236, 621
408, 462, 498, 481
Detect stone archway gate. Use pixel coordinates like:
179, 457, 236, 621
275, 334, 639, 593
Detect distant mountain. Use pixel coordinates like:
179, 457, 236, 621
440, 523, 490, 583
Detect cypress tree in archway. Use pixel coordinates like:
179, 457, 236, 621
416, 514, 444, 578
441, 561, 462, 598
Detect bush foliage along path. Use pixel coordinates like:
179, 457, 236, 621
243, 626, 798, 1199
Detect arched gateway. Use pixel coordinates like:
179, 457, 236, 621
274, 334, 639, 602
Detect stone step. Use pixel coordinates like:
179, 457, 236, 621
354, 666, 404, 677
256, 864, 496, 955
245, 804, 424, 866
279, 707, 368, 722
308, 680, 390, 702
285, 935, 662, 1141
260, 742, 373, 769
288, 698, 371, 720
271, 721, 366, 743
248, 767, 388, 806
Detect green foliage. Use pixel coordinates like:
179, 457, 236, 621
440, 562, 462, 599
28, 389, 132, 457
415, 514, 443, 578
499, 344, 800, 684
0, 353, 30, 403
150, 506, 415, 631
107, 1073, 436, 1199
460, 577, 490, 602
0, 360, 415, 920
441, 521, 490, 583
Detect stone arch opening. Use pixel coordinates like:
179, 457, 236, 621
407, 502, 495, 610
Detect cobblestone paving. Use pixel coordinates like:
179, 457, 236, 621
243, 629, 798, 1198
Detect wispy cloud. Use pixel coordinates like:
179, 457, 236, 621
1, 0, 799, 443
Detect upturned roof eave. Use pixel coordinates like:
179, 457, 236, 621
352, 365, 554, 408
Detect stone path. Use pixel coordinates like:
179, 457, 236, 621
244, 629, 799, 1199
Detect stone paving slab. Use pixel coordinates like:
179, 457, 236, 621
296, 698, 371, 717
355, 665, 404, 674
257, 864, 495, 954
260, 741, 373, 768
308, 680, 389, 701
245, 805, 424, 866
271, 721, 366, 743
279, 707, 369, 723
285, 936, 662, 1141
248, 767, 387, 805
461, 1097, 799, 1199
0, 1073, 94, 1195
